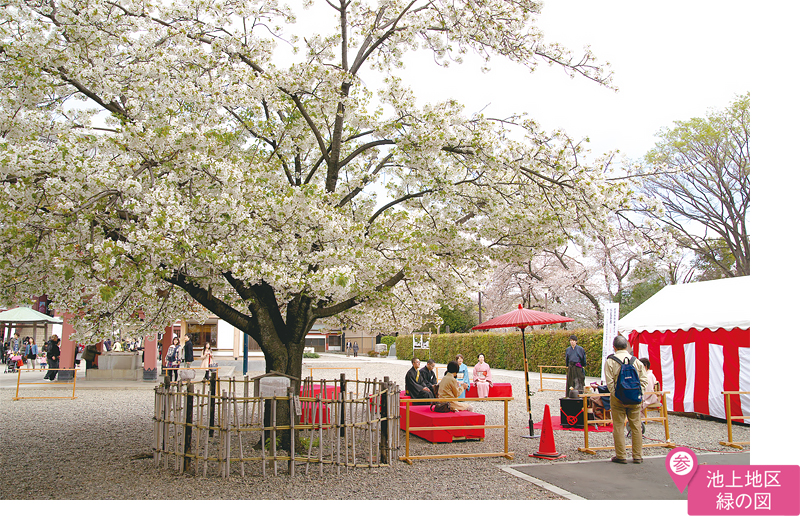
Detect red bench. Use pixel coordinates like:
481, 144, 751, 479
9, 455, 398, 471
464, 382, 513, 399
398, 392, 485, 443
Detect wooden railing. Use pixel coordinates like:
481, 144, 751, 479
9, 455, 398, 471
719, 390, 750, 449
538, 365, 568, 392
576, 390, 677, 455
13, 367, 78, 400
399, 397, 514, 464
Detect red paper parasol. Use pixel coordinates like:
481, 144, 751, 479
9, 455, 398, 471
472, 304, 574, 437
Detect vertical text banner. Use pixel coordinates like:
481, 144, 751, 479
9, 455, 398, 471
602, 303, 619, 384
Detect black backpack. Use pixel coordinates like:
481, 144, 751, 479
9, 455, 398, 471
609, 355, 642, 405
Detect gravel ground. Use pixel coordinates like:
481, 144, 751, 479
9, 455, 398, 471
0, 355, 749, 501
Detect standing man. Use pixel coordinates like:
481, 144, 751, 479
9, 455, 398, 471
44, 335, 61, 381
352, 342, 358, 358
604, 335, 648, 464
182, 334, 194, 367
405, 358, 434, 399
419, 359, 438, 397
565, 335, 587, 397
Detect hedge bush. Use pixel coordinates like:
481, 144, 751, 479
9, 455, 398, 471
380, 335, 397, 347
396, 329, 604, 377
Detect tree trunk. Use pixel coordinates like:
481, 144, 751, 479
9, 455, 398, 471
251, 296, 316, 452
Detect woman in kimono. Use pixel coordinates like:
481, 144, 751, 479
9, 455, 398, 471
473, 353, 493, 398
455, 354, 470, 398
438, 361, 474, 412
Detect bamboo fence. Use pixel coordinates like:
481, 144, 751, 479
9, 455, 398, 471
152, 372, 401, 477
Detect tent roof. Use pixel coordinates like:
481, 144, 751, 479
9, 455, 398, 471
617, 276, 750, 333
0, 306, 63, 324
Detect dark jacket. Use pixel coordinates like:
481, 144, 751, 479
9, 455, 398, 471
419, 366, 437, 389
46, 340, 61, 361
405, 366, 432, 398
184, 341, 194, 362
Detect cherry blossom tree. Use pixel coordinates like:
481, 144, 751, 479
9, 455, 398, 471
0, 0, 632, 383
478, 214, 675, 327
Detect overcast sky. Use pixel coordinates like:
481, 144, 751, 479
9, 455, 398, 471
396, 0, 752, 164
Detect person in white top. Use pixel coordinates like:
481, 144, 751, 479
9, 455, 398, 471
639, 357, 662, 417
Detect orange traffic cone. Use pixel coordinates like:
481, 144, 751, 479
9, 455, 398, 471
529, 404, 566, 460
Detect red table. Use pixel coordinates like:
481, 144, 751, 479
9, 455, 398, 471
299, 384, 340, 424
399, 403, 485, 443
465, 382, 513, 398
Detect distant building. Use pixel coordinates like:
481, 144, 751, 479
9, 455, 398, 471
168, 318, 380, 357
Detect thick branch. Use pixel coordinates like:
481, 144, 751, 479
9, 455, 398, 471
314, 268, 405, 318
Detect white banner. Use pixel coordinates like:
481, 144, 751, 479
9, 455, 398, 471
601, 303, 619, 384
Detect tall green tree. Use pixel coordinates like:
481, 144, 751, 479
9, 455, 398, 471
641, 93, 750, 278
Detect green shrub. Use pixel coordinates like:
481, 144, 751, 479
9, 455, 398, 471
303, 352, 320, 359
380, 336, 396, 347
396, 329, 604, 377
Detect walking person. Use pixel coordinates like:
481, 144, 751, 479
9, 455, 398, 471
165, 337, 181, 382
10, 332, 21, 354
25, 337, 38, 370
604, 335, 648, 464
181, 334, 194, 367
565, 335, 586, 397
352, 342, 358, 357
200, 341, 214, 380
44, 335, 61, 381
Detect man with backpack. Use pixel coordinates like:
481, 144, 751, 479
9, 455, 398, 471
604, 335, 648, 464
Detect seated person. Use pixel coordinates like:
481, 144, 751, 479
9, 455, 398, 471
438, 361, 474, 412
455, 354, 470, 398
405, 357, 434, 399
640, 357, 662, 417
472, 353, 493, 398
419, 358, 438, 397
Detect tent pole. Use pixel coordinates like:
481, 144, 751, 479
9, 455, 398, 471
520, 327, 538, 438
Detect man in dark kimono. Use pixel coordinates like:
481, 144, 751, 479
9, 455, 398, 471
419, 359, 438, 397
565, 335, 586, 397
405, 357, 434, 398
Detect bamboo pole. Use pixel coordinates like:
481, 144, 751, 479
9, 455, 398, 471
336, 383, 342, 474
271, 397, 277, 476
233, 393, 245, 477
184, 383, 194, 472
153, 387, 161, 468
305, 394, 317, 475
289, 389, 296, 477
259, 395, 265, 477
318, 391, 324, 474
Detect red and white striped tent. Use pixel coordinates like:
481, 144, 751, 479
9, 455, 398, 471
618, 276, 750, 423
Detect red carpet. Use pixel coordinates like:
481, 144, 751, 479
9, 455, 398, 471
534, 416, 613, 433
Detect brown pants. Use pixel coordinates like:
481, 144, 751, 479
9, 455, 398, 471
610, 396, 643, 460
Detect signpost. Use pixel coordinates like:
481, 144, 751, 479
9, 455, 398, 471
602, 303, 619, 384
412, 332, 431, 358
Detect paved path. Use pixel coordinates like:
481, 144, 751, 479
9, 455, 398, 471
504, 452, 750, 500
